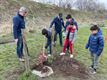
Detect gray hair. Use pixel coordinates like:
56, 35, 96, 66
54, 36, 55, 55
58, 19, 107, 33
19, 7, 27, 12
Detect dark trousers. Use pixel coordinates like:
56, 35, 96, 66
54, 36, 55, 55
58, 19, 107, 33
17, 36, 23, 58
54, 31, 62, 46
47, 44, 52, 54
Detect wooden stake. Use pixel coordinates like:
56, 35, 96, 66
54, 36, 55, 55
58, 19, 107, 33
22, 29, 30, 74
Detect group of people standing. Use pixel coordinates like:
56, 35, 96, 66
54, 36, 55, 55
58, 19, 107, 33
42, 13, 78, 58
13, 7, 104, 74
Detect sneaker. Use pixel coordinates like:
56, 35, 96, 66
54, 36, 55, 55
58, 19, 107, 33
19, 58, 25, 62
70, 54, 73, 58
90, 68, 97, 74
89, 67, 93, 70
91, 70, 97, 74
89, 65, 93, 69
60, 52, 66, 56
48, 54, 51, 57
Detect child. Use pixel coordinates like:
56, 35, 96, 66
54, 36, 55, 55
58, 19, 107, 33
65, 14, 78, 31
63, 14, 78, 38
86, 25, 104, 74
64, 14, 78, 51
42, 28, 52, 56
60, 22, 76, 58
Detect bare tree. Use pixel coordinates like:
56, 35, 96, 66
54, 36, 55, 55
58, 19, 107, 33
75, 0, 105, 12
39, 0, 105, 12
58, 0, 76, 9
58, 0, 63, 7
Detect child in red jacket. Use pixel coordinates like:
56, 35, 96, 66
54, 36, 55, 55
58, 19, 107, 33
60, 22, 76, 58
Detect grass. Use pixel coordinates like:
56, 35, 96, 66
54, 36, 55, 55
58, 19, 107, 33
0, 25, 107, 80
0, 0, 107, 80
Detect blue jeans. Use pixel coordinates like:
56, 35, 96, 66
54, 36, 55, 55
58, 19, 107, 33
17, 36, 23, 58
54, 31, 62, 46
91, 53, 99, 69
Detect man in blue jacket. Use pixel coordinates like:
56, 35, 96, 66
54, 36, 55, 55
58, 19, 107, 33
13, 7, 27, 62
86, 25, 104, 74
50, 13, 65, 46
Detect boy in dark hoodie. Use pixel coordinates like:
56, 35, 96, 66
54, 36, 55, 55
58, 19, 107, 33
42, 28, 52, 56
86, 25, 104, 74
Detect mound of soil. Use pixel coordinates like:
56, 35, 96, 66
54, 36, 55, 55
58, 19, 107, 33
51, 56, 89, 79
32, 56, 89, 79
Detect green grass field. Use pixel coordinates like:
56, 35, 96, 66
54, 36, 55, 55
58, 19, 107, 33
0, 26, 107, 80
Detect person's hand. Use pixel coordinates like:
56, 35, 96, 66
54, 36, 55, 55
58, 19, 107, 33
15, 39, 18, 43
22, 34, 26, 39
49, 28, 52, 32
104, 36, 107, 41
71, 41, 74, 44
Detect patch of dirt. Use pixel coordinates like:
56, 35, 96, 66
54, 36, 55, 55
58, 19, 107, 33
32, 56, 89, 79
51, 56, 89, 79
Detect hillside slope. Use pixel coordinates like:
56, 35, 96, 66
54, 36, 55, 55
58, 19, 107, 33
0, 0, 106, 35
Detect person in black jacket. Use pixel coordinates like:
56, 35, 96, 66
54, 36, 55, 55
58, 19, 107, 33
42, 28, 52, 56
50, 13, 65, 46
13, 7, 27, 61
